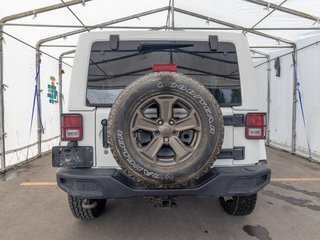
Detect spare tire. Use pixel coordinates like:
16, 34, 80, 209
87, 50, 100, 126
107, 72, 224, 187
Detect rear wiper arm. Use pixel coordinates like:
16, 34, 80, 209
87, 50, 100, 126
138, 43, 193, 52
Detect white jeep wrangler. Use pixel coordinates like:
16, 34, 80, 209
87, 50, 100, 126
52, 31, 271, 219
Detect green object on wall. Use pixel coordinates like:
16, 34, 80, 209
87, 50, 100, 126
47, 82, 58, 104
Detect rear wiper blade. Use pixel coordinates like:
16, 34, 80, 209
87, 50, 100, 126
138, 43, 193, 52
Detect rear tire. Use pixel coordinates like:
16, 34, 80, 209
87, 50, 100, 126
219, 194, 257, 216
68, 195, 106, 219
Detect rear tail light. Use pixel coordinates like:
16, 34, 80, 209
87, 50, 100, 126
61, 114, 83, 141
245, 113, 266, 139
152, 64, 177, 72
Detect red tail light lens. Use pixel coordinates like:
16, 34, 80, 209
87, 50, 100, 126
152, 64, 177, 72
245, 113, 266, 139
61, 114, 83, 141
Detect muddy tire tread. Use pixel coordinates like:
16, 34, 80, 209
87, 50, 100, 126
219, 194, 257, 216
68, 195, 106, 219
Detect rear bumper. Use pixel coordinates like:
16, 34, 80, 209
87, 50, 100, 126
56, 160, 271, 199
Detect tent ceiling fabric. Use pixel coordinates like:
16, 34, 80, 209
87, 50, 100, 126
1, 0, 320, 52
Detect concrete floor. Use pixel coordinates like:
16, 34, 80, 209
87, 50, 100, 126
0, 147, 320, 240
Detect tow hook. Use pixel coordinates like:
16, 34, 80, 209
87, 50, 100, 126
82, 199, 98, 209
152, 197, 177, 209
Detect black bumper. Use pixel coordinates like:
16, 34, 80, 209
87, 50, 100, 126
56, 161, 271, 199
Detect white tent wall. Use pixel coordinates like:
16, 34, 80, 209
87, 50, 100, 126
254, 63, 268, 113
254, 34, 320, 161
2, 37, 66, 168
3, 37, 39, 167
295, 35, 320, 160
2, 40, 73, 168
61, 61, 73, 114
39, 54, 60, 154
268, 53, 293, 152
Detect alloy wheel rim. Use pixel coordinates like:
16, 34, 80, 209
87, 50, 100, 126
130, 94, 202, 166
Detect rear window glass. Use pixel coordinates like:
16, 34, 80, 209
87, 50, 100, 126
86, 40, 241, 106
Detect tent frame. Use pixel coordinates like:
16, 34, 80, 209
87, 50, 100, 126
58, 50, 76, 125
1, 0, 320, 170
251, 49, 271, 145
0, 0, 93, 170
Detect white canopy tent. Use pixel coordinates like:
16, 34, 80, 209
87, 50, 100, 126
1, 0, 320, 170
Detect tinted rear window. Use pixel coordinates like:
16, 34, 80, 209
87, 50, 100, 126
86, 40, 241, 106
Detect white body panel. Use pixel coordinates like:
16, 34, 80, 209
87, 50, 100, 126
67, 31, 266, 168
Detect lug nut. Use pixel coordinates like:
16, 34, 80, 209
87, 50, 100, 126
154, 131, 160, 136
173, 130, 178, 136
169, 120, 174, 125
158, 120, 163, 125
164, 137, 169, 143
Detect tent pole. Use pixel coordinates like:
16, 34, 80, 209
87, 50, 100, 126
58, 50, 75, 131
250, 46, 292, 49
0, 27, 5, 170
266, 56, 271, 145
0, 1, 92, 23
42, 45, 77, 48
174, 7, 294, 45
36, 6, 169, 48
35, 49, 42, 157
171, 0, 175, 30
244, 0, 320, 22
58, 59, 63, 122
251, 49, 271, 145
3, 23, 320, 31
291, 49, 298, 153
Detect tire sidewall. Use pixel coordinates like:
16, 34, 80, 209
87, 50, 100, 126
108, 72, 223, 186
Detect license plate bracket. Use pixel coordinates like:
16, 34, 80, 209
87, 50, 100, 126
52, 146, 93, 168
